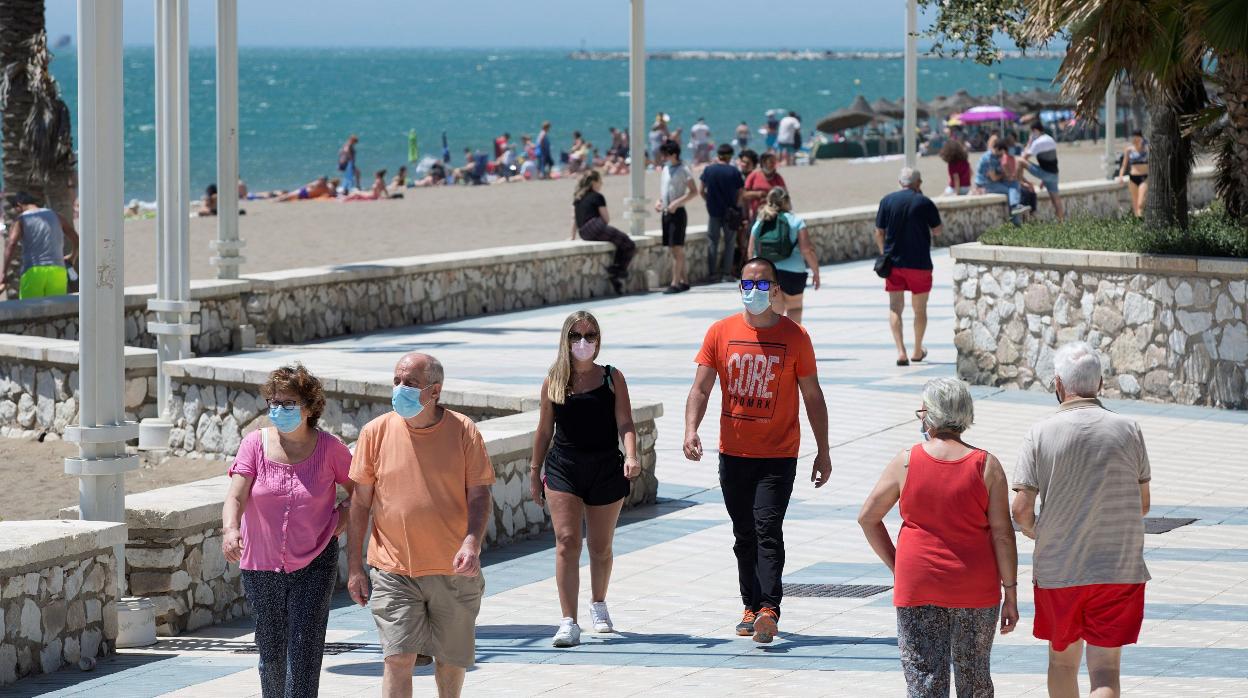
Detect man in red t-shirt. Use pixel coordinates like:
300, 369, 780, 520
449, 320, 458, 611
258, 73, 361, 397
684, 257, 831, 645
743, 151, 787, 224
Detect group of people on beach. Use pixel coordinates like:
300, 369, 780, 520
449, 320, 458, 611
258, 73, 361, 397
937, 122, 1067, 225
222, 256, 1152, 697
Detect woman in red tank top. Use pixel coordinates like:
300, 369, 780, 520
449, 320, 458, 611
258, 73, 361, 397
858, 378, 1019, 697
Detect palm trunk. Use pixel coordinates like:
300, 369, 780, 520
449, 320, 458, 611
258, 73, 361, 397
0, 0, 76, 295
1214, 53, 1248, 222
1144, 74, 1205, 230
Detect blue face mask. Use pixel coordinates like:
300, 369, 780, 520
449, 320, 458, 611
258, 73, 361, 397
742, 288, 772, 315
392, 384, 425, 420
920, 420, 931, 442
268, 406, 303, 433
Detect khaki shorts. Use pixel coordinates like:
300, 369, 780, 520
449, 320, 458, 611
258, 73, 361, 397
369, 569, 485, 668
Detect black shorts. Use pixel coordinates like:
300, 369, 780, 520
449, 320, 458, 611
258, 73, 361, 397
661, 208, 688, 247
776, 269, 808, 296
543, 446, 630, 506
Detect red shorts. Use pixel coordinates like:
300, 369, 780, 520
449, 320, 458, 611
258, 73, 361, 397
884, 267, 933, 294
1033, 583, 1145, 652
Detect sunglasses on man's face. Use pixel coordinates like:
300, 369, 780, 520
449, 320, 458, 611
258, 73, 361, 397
739, 279, 773, 291
568, 331, 600, 342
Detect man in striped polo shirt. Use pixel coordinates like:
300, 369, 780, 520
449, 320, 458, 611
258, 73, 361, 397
1011, 341, 1151, 698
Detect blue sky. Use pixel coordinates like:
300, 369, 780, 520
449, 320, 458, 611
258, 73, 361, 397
44, 0, 949, 49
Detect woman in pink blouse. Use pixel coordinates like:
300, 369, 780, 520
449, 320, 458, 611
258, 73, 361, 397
222, 364, 354, 698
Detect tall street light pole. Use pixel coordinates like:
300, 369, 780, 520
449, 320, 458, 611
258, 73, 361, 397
903, 0, 918, 168
627, 0, 647, 240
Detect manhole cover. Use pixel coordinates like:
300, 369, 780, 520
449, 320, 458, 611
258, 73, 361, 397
233, 642, 369, 656
782, 583, 892, 598
1145, 517, 1197, 534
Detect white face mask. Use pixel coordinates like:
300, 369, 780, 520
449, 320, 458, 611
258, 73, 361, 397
571, 338, 597, 361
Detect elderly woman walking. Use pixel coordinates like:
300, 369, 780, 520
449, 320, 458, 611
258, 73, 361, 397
858, 377, 1019, 697
222, 364, 354, 698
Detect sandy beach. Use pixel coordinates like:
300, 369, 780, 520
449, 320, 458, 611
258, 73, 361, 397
120, 142, 1120, 286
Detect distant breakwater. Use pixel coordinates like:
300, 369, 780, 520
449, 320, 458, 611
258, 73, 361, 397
569, 49, 1066, 61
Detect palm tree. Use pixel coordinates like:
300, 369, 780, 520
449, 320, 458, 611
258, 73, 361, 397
1025, 0, 1248, 227
0, 0, 76, 217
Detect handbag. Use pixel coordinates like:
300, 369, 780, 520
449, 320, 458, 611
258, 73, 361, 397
874, 255, 893, 279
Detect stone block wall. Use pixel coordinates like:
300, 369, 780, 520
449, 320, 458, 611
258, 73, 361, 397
0, 521, 125, 687
0, 337, 159, 438
126, 523, 247, 635
951, 244, 1248, 409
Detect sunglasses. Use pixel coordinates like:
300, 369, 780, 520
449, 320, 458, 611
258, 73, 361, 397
914, 408, 927, 421
267, 399, 300, 410
568, 331, 600, 342
739, 280, 773, 291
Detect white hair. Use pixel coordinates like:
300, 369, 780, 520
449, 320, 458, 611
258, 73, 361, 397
1053, 341, 1102, 396
898, 167, 921, 187
921, 378, 974, 434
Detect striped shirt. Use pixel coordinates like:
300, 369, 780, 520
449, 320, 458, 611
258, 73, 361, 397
1013, 398, 1152, 588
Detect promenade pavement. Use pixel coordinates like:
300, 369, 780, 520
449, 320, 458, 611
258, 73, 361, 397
15, 251, 1248, 696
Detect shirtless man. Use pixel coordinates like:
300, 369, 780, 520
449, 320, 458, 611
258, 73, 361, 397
276, 176, 333, 202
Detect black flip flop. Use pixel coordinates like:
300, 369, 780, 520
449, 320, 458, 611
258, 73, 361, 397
896, 358, 910, 367
911, 349, 928, 363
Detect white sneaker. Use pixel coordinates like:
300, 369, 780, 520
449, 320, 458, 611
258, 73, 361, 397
590, 601, 614, 633
1010, 204, 1030, 216
552, 618, 581, 647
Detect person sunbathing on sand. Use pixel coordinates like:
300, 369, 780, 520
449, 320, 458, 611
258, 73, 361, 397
342, 170, 391, 201
276, 176, 333, 202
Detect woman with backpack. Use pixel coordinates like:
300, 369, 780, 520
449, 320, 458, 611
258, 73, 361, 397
748, 187, 820, 324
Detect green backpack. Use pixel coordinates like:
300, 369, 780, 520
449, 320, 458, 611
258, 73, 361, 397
757, 214, 795, 262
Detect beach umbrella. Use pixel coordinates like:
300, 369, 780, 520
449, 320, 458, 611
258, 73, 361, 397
955, 105, 1019, 123
871, 97, 903, 119
946, 89, 977, 113
896, 97, 930, 120
816, 95, 879, 133
408, 129, 419, 163
928, 95, 950, 115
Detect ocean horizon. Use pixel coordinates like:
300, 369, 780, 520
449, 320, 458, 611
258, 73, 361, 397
40, 47, 1063, 201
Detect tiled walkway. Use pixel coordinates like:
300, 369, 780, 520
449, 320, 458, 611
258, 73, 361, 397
18, 251, 1248, 696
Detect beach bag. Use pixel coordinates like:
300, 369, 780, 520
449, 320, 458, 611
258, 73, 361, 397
757, 214, 795, 262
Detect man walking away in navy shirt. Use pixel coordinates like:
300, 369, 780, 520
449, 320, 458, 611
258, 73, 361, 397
874, 168, 943, 367
700, 143, 746, 282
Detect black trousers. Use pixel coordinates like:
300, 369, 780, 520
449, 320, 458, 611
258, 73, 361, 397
719, 454, 797, 616
241, 540, 338, 698
579, 217, 637, 276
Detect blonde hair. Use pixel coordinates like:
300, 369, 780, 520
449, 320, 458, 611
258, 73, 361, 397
574, 170, 601, 203
758, 186, 791, 223
545, 311, 602, 404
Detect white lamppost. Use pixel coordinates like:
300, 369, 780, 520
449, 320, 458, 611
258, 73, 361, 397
211, 0, 245, 279
626, 0, 647, 239
65, 0, 136, 593
903, 0, 918, 168
139, 0, 200, 451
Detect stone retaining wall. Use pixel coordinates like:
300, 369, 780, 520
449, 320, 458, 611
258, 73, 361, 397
951, 243, 1248, 409
0, 280, 249, 356
0, 521, 126, 686
0, 335, 159, 438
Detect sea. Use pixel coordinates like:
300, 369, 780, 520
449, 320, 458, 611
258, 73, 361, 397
43, 47, 1063, 201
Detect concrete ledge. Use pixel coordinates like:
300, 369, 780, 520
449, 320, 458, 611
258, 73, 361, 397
0, 333, 157, 369
123, 278, 253, 305
107, 476, 230, 531
951, 242, 1248, 276
0, 520, 128, 572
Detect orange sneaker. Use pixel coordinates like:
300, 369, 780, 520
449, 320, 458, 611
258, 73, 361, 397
735, 608, 757, 636
752, 607, 778, 643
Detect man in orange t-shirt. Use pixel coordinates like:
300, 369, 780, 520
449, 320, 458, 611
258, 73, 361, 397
346, 352, 495, 698
684, 257, 831, 645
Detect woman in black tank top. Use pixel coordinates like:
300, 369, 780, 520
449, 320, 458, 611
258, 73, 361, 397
529, 311, 640, 647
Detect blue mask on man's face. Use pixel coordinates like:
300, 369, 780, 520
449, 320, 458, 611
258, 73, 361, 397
392, 384, 425, 419
742, 288, 771, 315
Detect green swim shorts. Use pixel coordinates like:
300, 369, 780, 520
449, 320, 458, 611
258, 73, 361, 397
19, 265, 68, 299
